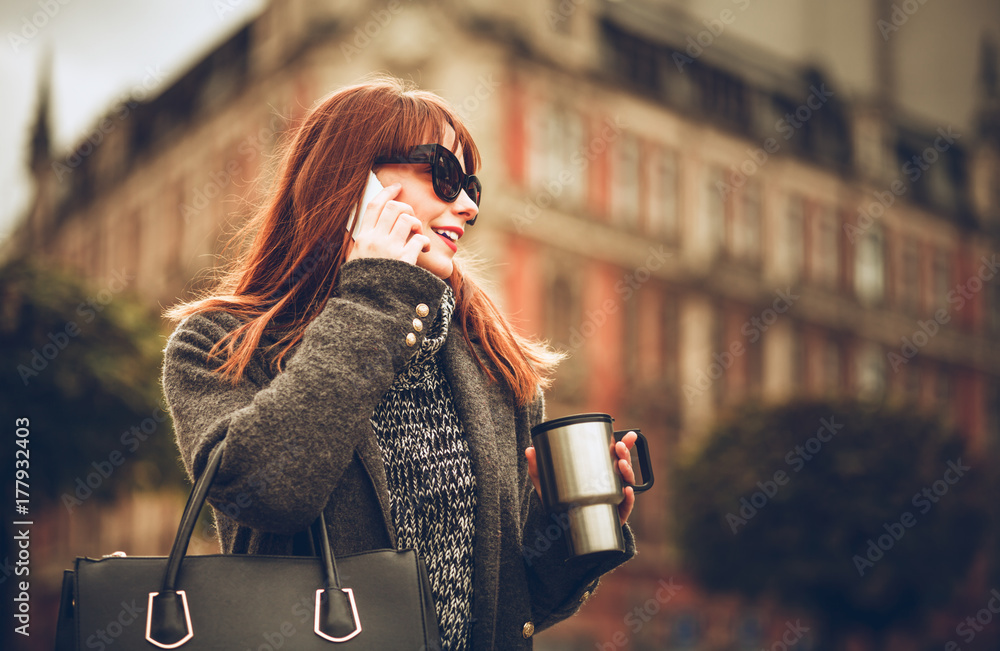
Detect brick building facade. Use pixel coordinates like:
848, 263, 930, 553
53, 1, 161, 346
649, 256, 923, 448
7, 1, 1000, 648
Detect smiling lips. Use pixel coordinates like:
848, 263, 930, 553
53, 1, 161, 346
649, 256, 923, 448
431, 226, 462, 252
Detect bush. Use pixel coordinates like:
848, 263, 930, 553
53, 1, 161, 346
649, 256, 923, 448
673, 400, 988, 647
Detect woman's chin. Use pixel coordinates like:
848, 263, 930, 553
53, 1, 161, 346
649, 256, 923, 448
416, 253, 455, 280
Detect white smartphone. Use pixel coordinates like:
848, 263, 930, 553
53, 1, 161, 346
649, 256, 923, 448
346, 171, 385, 240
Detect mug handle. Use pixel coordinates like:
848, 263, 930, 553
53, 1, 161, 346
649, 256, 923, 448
614, 429, 654, 493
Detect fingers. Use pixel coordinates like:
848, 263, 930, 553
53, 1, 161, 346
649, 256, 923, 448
618, 486, 635, 525
389, 211, 430, 264
350, 183, 429, 264
364, 182, 402, 226
618, 457, 636, 486
615, 432, 638, 525
525, 447, 542, 499
355, 182, 402, 237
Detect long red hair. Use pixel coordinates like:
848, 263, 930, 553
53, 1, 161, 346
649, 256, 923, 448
166, 76, 559, 405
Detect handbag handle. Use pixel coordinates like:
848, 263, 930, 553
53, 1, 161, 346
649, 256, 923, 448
146, 440, 362, 648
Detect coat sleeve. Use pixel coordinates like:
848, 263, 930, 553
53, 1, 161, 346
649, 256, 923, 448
162, 258, 448, 534
518, 391, 636, 632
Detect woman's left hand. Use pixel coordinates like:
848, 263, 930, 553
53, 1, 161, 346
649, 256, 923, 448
525, 430, 637, 526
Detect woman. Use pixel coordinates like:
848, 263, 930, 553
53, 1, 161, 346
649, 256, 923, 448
162, 76, 638, 650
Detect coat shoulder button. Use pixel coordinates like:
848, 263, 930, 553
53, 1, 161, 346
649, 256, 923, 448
415, 303, 429, 317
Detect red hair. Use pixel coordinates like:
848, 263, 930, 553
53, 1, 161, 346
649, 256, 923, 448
166, 76, 559, 405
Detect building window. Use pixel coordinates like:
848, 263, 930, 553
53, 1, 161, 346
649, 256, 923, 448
935, 365, 953, 422
855, 224, 885, 305
546, 264, 584, 402
987, 378, 1000, 451
546, 0, 573, 33
705, 166, 726, 255
644, 146, 679, 240
785, 194, 805, 281
898, 237, 921, 313
634, 282, 678, 387
822, 336, 842, 395
855, 341, 886, 400
738, 181, 762, 264
987, 274, 1000, 335
900, 360, 922, 404
812, 206, 839, 288
531, 102, 585, 209
790, 321, 807, 392
727, 181, 762, 263
612, 132, 641, 228
547, 272, 578, 350
623, 290, 640, 382
932, 248, 951, 311
660, 291, 679, 385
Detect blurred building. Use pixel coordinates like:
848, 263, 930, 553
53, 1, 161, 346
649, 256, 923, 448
6, 0, 1000, 648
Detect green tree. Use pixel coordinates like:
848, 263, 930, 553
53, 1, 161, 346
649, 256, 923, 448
0, 262, 184, 506
673, 400, 988, 649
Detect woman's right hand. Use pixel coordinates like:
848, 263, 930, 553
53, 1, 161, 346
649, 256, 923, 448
346, 182, 431, 266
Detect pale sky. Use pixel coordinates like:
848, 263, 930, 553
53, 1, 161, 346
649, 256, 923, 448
0, 0, 265, 241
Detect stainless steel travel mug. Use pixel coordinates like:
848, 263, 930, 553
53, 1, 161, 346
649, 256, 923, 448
530, 413, 654, 560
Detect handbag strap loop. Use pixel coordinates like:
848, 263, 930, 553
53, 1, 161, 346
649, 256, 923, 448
147, 439, 357, 647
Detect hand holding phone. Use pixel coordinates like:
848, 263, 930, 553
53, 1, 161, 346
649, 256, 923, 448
346, 171, 385, 240
345, 172, 431, 265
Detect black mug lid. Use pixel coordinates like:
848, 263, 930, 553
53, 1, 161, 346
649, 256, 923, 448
531, 412, 613, 437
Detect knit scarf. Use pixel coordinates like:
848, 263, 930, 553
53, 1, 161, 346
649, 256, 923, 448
370, 287, 477, 650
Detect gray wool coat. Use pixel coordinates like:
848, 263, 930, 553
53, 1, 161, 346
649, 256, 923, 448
161, 257, 636, 649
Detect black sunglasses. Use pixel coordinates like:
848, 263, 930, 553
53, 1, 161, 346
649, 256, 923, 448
375, 144, 481, 225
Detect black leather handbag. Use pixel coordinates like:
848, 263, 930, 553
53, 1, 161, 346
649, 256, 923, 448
54, 441, 441, 649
